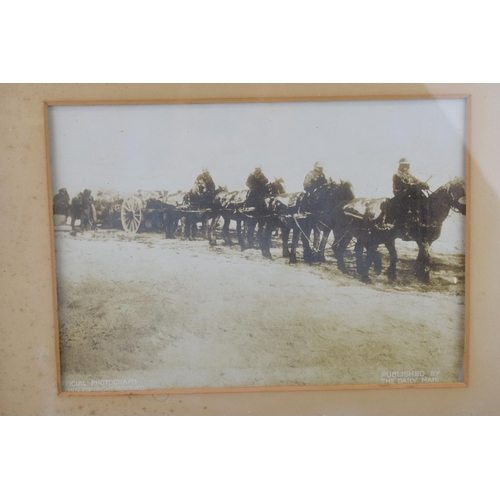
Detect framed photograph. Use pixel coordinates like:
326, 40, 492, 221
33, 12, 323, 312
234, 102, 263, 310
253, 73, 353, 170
45, 95, 469, 395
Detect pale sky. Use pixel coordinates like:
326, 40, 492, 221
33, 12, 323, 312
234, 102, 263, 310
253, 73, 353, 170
48, 98, 467, 199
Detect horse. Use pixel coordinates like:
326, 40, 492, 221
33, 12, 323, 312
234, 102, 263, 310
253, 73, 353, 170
270, 191, 304, 262
183, 182, 227, 241
181, 179, 209, 240
163, 190, 186, 239
245, 178, 286, 252
69, 191, 97, 231
53, 189, 70, 219
289, 179, 355, 263
207, 178, 286, 259
331, 178, 466, 282
164, 182, 227, 240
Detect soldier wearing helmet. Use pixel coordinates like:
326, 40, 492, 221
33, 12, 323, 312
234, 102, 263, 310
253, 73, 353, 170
391, 158, 429, 227
301, 162, 328, 212
196, 168, 216, 193
245, 166, 269, 212
303, 162, 327, 195
392, 158, 429, 197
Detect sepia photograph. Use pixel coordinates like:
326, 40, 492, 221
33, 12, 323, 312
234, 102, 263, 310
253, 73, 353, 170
46, 96, 468, 394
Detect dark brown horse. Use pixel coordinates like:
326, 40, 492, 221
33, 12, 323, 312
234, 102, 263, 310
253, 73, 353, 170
183, 182, 227, 241
207, 178, 286, 259
70, 191, 97, 231
288, 179, 355, 263
163, 190, 187, 238
331, 178, 466, 281
53, 188, 70, 218
164, 180, 225, 240
270, 191, 303, 261
181, 179, 210, 240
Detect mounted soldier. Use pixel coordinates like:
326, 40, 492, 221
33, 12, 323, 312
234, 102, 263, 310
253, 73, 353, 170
191, 168, 216, 210
389, 158, 429, 228
245, 166, 269, 212
302, 161, 328, 212
196, 168, 216, 194
304, 162, 327, 194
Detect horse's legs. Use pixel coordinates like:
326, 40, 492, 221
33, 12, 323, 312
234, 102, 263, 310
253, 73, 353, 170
208, 216, 219, 246
365, 242, 382, 276
317, 229, 331, 263
164, 213, 171, 238
247, 220, 256, 249
236, 220, 245, 247
259, 222, 273, 259
372, 249, 382, 275
302, 235, 314, 263
90, 205, 97, 230
281, 225, 290, 258
189, 219, 196, 240
355, 239, 369, 280
332, 230, 350, 274
364, 234, 382, 275
222, 217, 232, 246
191, 219, 197, 240
415, 241, 431, 282
256, 222, 264, 249
180, 217, 187, 240
80, 208, 89, 231
82, 206, 96, 231
247, 220, 258, 249
170, 216, 180, 239
298, 219, 314, 263
313, 225, 320, 250
289, 225, 300, 264
165, 214, 172, 238
184, 217, 192, 240
385, 239, 398, 280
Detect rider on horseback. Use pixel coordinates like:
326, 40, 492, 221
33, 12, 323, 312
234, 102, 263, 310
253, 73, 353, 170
196, 168, 216, 193
245, 166, 269, 213
302, 162, 328, 212
390, 158, 429, 229
194, 168, 216, 208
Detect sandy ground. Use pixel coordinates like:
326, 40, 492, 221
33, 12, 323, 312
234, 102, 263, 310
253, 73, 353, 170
53, 223, 466, 392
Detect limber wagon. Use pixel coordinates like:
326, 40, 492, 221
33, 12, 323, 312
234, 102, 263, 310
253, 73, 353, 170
117, 190, 210, 236
94, 184, 284, 259
94, 189, 167, 233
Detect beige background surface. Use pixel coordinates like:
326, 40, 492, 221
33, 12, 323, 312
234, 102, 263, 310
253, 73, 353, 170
0, 83, 498, 415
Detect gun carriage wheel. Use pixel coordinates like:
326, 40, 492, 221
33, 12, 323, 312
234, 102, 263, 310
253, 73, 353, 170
121, 197, 143, 233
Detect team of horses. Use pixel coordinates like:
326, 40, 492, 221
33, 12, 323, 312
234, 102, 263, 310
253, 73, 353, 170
58, 175, 466, 282
162, 176, 466, 282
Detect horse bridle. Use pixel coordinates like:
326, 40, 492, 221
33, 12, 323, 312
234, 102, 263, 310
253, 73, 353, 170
447, 184, 466, 214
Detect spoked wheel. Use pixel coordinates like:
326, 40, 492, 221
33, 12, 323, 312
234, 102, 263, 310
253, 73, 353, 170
81, 204, 97, 231
121, 197, 143, 233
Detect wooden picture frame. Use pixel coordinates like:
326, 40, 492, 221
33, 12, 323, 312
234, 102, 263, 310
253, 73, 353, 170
45, 95, 470, 395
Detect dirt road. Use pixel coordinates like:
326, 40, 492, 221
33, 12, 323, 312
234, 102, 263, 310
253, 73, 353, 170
54, 228, 466, 391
